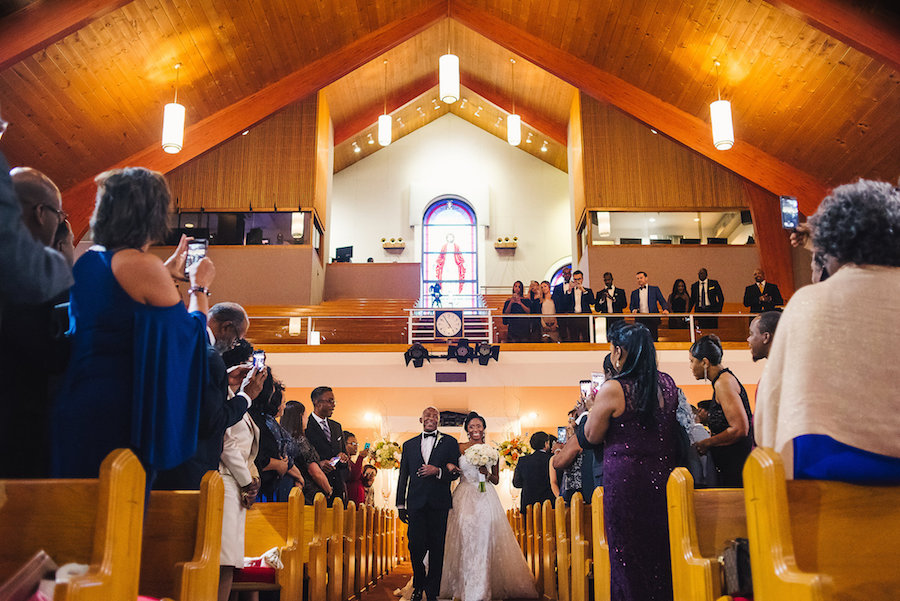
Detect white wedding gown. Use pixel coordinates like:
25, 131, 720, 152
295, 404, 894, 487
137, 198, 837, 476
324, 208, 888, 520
438, 455, 538, 601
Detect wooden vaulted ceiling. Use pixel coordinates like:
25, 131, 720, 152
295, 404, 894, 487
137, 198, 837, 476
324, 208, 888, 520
1, 0, 899, 234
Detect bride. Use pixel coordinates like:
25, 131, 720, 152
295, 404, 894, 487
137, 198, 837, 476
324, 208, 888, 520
439, 412, 538, 601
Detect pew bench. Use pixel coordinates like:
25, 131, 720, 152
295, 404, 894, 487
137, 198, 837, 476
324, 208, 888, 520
744, 447, 900, 601
0, 449, 144, 601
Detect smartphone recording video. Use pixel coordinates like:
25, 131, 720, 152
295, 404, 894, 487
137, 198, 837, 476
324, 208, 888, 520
184, 239, 208, 278
252, 349, 266, 371
580, 379, 592, 400
779, 196, 799, 230
557, 426, 567, 445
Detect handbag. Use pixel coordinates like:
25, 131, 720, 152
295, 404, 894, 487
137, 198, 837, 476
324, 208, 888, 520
720, 537, 753, 598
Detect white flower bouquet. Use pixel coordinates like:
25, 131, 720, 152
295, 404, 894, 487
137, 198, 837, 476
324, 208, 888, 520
372, 439, 402, 469
464, 443, 500, 492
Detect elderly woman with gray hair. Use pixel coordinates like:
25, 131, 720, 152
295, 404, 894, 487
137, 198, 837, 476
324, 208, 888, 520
52, 167, 216, 482
757, 179, 900, 483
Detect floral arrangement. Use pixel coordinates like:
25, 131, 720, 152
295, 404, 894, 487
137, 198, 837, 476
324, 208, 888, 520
371, 439, 402, 469
464, 443, 500, 491
496, 436, 532, 470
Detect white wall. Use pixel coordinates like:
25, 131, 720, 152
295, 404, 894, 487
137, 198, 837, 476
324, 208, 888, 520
331, 114, 571, 294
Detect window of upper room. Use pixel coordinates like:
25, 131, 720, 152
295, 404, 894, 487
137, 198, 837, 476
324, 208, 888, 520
165, 210, 316, 246
588, 210, 755, 245
422, 197, 478, 308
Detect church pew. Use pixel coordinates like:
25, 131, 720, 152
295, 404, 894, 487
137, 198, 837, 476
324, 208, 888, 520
554, 499, 571, 601
342, 501, 358, 601
0, 449, 145, 601
525, 504, 536, 579
569, 493, 592, 601
353, 503, 367, 594
231, 487, 307, 600
666, 468, 746, 601
743, 447, 900, 601
140, 471, 224, 601
590, 487, 610, 601
327, 498, 345, 601
541, 499, 557, 600
308, 493, 331, 601
363, 505, 375, 587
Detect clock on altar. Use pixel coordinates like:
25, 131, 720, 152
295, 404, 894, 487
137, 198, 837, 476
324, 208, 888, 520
434, 310, 464, 338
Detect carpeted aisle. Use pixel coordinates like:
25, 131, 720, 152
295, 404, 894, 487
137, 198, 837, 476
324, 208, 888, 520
358, 561, 540, 601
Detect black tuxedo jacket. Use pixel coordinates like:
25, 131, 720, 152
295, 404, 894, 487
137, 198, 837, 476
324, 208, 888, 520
688, 279, 724, 313
396, 433, 461, 511
594, 287, 627, 314
743, 282, 783, 313
552, 282, 574, 314
155, 345, 248, 490
306, 415, 348, 500
512, 450, 554, 512
571, 287, 595, 314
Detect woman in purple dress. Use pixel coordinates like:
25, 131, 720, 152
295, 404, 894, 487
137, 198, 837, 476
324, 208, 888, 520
585, 321, 680, 601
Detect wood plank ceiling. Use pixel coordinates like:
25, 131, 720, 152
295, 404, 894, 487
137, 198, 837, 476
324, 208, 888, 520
1, 0, 899, 225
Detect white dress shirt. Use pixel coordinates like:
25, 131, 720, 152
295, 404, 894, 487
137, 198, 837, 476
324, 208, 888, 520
639, 286, 649, 313
574, 287, 584, 312
604, 287, 616, 313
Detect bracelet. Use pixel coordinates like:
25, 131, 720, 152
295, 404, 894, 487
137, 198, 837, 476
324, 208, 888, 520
188, 286, 211, 296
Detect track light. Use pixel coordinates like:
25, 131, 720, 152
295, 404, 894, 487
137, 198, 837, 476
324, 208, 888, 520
476, 342, 500, 365
404, 343, 430, 368
352, 141, 361, 153
447, 339, 473, 364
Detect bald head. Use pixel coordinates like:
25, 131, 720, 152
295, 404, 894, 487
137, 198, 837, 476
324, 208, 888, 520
11, 167, 63, 246
208, 302, 249, 354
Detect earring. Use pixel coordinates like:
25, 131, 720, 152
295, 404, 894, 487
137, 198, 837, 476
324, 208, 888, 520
615, 360, 621, 370
704, 366, 708, 381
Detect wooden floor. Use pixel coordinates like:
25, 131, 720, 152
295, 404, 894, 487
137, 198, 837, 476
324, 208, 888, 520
360, 561, 539, 601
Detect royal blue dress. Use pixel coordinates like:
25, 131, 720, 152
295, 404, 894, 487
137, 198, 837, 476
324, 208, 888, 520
793, 435, 900, 484
51, 248, 207, 479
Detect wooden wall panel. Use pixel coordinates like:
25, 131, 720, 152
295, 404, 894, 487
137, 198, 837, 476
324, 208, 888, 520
568, 92, 586, 234
166, 97, 318, 211
579, 93, 751, 211
745, 181, 795, 298
314, 90, 334, 228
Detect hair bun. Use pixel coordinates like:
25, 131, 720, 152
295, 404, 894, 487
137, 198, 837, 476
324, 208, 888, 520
708, 334, 722, 348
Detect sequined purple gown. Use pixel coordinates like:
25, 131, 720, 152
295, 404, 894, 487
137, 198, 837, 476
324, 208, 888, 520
603, 372, 679, 601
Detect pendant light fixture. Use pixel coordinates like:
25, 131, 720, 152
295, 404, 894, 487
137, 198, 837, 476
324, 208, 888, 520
161, 63, 185, 154
378, 59, 391, 146
439, 12, 459, 104
507, 58, 521, 146
709, 60, 734, 151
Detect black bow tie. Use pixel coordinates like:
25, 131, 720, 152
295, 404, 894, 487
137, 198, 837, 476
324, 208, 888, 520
423, 432, 437, 438
640, 286, 646, 290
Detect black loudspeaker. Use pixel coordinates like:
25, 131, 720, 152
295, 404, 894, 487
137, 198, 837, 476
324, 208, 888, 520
246, 227, 264, 245
216, 213, 245, 245
740, 210, 753, 225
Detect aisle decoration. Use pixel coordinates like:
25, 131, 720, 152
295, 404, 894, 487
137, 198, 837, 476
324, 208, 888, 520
464, 443, 500, 492
372, 439, 402, 469
497, 436, 531, 470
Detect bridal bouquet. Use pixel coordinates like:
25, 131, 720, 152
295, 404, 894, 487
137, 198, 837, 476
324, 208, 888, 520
372, 439, 402, 469
464, 443, 500, 492
497, 436, 531, 470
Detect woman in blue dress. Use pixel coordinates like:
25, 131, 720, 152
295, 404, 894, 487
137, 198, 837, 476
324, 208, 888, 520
52, 167, 214, 481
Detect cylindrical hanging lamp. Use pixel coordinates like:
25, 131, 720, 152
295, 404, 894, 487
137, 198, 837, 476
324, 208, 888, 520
439, 54, 459, 104
710, 99, 734, 151
378, 114, 392, 146
161, 63, 185, 154
507, 114, 521, 146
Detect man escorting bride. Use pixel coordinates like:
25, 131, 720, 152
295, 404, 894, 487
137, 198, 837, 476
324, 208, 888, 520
397, 406, 537, 601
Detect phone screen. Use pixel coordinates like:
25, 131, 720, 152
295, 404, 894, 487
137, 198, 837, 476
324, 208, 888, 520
591, 371, 605, 393
252, 350, 266, 370
580, 379, 592, 400
184, 239, 208, 277
329, 456, 341, 466
363, 442, 371, 451
780, 196, 799, 230
557, 426, 567, 444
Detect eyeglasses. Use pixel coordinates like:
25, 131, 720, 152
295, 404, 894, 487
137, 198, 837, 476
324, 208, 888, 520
39, 204, 68, 222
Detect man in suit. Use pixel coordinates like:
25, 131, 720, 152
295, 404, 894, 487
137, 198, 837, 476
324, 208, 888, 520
552, 266, 574, 340
688, 267, 725, 329
155, 302, 265, 490
568, 270, 595, 342
594, 271, 628, 334
630, 270, 668, 341
396, 406, 461, 601
306, 386, 349, 506
512, 431, 554, 512
743, 268, 784, 313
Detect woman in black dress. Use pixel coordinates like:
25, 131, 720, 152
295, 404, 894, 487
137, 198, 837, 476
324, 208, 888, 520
689, 335, 753, 487
667, 278, 690, 329
502, 280, 533, 342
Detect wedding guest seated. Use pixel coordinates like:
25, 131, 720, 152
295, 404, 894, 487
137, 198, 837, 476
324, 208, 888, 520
756, 179, 900, 483
280, 400, 332, 504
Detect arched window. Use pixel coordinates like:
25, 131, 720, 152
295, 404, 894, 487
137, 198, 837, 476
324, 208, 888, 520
422, 197, 478, 308
549, 263, 572, 289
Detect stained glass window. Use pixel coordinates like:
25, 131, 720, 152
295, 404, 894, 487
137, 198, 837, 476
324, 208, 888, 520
422, 197, 478, 308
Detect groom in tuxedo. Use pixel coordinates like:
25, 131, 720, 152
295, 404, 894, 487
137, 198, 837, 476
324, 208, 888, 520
396, 407, 461, 601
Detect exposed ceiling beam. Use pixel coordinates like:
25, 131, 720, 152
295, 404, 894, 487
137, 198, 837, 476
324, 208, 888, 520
0, 0, 134, 72
459, 75, 568, 145
332, 75, 438, 146
450, 0, 829, 215
767, 0, 900, 73
62, 0, 448, 236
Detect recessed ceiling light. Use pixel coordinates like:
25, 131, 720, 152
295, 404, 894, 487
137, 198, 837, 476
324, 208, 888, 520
184, 223, 194, 228
650, 129, 658, 134
241, 130, 249, 136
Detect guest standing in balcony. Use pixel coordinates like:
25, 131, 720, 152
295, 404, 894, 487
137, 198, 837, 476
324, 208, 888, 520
689, 268, 724, 329
594, 272, 628, 332
552, 266, 574, 341
527, 280, 543, 341
629, 271, 668, 342
742, 268, 783, 313
539, 281, 560, 343
667, 278, 691, 330
51, 168, 212, 482
502, 281, 533, 343
569, 270, 595, 342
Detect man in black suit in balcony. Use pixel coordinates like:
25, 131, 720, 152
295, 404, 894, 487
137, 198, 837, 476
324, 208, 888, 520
689, 267, 724, 329
743, 268, 784, 313
305, 386, 349, 506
